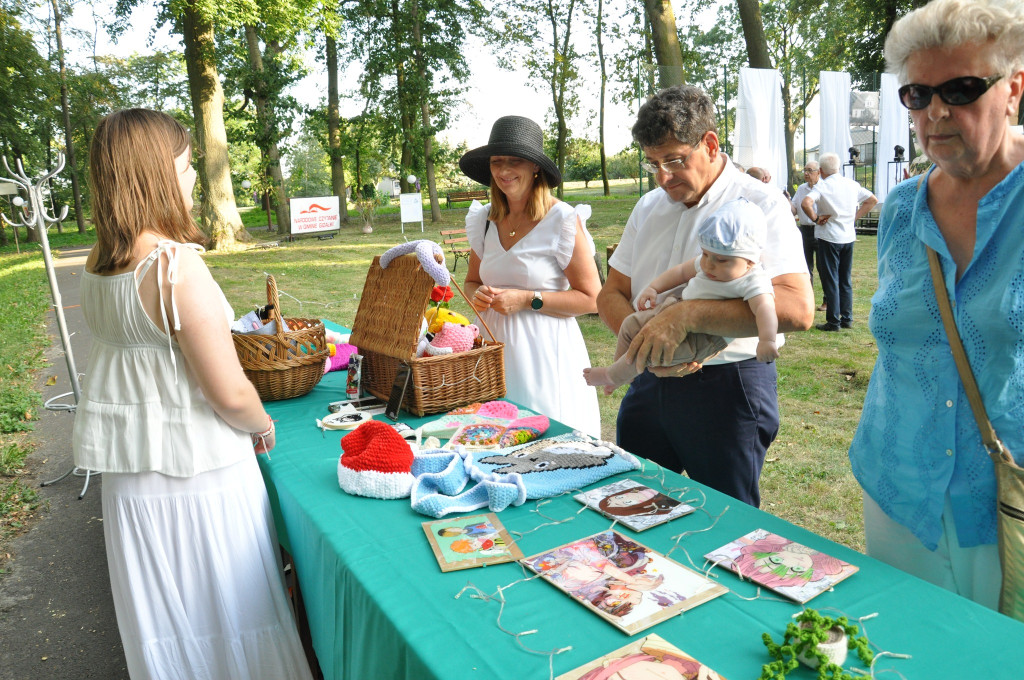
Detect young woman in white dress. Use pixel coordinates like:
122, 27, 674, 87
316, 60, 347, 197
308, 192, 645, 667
459, 116, 602, 438
72, 109, 313, 679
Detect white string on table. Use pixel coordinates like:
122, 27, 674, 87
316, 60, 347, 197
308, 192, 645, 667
509, 490, 590, 539
455, 577, 572, 680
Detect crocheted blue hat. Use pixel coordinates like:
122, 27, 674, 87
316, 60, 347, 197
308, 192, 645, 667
409, 434, 640, 518
698, 197, 766, 263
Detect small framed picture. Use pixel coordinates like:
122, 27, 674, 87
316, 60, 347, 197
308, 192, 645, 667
556, 633, 727, 680
575, 479, 696, 532
522, 530, 726, 635
422, 513, 523, 572
704, 528, 858, 603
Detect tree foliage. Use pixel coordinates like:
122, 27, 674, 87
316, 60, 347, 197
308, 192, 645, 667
493, 0, 583, 198
0, 3, 51, 164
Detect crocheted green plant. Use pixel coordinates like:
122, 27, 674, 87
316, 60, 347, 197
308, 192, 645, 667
759, 608, 874, 680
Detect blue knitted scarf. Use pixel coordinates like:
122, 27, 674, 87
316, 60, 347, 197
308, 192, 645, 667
410, 434, 640, 518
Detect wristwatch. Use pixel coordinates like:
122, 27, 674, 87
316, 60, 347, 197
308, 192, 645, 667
531, 291, 544, 310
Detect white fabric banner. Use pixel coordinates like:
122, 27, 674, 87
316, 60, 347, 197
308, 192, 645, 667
735, 67, 787, 191
875, 73, 911, 202
819, 71, 854, 167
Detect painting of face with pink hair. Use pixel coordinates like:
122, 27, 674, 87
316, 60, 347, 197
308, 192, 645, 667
559, 634, 725, 680
704, 529, 859, 603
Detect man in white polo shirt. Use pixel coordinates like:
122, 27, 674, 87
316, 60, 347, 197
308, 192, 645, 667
800, 152, 877, 331
597, 85, 814, 507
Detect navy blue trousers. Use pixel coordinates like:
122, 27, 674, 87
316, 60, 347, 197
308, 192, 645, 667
816, 239, 854, 326
798, 224, 816, 285
616, 360, 779, 507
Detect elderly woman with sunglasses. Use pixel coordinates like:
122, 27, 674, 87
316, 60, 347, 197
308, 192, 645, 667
849, 0, 1024, 610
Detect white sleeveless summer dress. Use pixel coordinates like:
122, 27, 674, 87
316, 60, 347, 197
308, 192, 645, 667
466, 202, 601, 438
73, 241, 313, 680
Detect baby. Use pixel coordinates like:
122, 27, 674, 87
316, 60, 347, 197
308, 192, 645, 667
585, 197, 778, 394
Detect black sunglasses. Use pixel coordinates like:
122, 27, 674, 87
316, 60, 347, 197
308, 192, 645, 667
898, 74, 1003, 110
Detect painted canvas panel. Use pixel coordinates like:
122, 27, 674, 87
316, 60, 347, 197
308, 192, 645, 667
422, 512, 523, 572
703, 528, 858, 603
523, 530, 726, 635
575, 480, 696, 532
556, 633, 727, 680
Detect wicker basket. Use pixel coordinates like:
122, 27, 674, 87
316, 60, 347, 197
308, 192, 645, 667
350, 253, 505, 416
232, 275, 329, 401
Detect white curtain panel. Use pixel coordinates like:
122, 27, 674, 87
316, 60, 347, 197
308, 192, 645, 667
735, 67, 788, 191
819, 71, 854, 167
875, 73, 911, 201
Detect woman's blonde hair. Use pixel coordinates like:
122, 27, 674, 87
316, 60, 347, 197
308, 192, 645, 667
885, 0, 1024, 82
89, 108, 206, 273
487, 169, 553, 223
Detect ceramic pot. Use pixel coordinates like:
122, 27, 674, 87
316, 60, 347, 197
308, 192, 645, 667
361, 223, 373, 234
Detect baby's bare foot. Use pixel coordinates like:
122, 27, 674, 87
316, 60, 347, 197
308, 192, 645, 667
584, 366, 613, 387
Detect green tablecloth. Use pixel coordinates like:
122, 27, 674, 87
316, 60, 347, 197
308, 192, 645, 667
258, 356, 1024, 679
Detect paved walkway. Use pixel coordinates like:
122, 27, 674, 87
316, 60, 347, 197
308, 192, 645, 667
0, 246, 128, 679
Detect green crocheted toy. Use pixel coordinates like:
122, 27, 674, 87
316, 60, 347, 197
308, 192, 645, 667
759, 608, 874, 680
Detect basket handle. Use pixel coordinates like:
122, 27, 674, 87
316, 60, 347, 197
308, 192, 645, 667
265, 274, 287, 341
448, 276, 498, 344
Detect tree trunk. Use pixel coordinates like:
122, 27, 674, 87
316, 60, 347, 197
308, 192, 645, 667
243, 27, 290, 234
326, 35, 349, 223
411, 0, 441, 221
392, 0, 414, 194
547, 0, 575, 199
642, 0, 684, 88
49, 0, 86, 233
596, 0, 610, 196
736, 0, 773, 68
180, 2, 244, 248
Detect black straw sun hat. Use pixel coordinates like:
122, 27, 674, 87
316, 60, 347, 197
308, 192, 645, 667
459, 116, 561, 187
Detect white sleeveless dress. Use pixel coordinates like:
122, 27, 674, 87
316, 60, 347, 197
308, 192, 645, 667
73, 242, 313, 680
466, 201, 601, 438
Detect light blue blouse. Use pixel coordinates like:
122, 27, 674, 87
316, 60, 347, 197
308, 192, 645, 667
849, 161, 1024, 550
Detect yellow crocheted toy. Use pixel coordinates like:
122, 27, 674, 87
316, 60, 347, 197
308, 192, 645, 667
424, 306, 470, 334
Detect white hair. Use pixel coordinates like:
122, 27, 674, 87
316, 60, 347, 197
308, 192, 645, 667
819, 153, 841, 175
885, 0, 1024, 82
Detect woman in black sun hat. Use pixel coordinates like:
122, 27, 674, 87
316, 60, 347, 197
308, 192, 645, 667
460, 116, 602, 437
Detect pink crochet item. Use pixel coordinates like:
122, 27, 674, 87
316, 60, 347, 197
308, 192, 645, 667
323, 342, 358, 374
499, 415, 550, 447
424, 322, 479, 356
476, 401, 519, 419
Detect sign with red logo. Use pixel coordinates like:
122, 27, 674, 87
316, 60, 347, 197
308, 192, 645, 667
289, 196, 340, 235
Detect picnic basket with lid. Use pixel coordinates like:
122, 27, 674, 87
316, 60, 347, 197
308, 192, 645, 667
350, 252, 505, 416
232, 274, 329, 401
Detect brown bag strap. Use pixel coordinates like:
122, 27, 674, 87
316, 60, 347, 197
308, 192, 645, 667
926, 246, 1011, 463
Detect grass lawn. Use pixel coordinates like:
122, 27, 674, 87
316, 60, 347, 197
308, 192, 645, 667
0, 193, 878, 561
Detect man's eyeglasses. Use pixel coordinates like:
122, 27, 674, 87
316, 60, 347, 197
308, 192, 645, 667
898, 74, 1003, 110
803, 168, 818, 174
641, 140, 703, 174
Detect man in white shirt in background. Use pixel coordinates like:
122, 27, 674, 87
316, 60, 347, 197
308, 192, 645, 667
791, 161, 823, 309
801, 152, 877, 331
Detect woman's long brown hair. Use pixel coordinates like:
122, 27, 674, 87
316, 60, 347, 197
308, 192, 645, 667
89, 109, 206, 273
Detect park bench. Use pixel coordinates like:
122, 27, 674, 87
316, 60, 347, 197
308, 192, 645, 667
855, 215, 879, 235
440, 228, 471, 271
446, 189, 488, 208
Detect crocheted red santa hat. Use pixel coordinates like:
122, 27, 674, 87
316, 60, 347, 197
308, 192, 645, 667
337, 420, 415, 499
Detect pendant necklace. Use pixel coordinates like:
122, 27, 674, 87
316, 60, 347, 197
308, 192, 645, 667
508, 216, 524, 238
